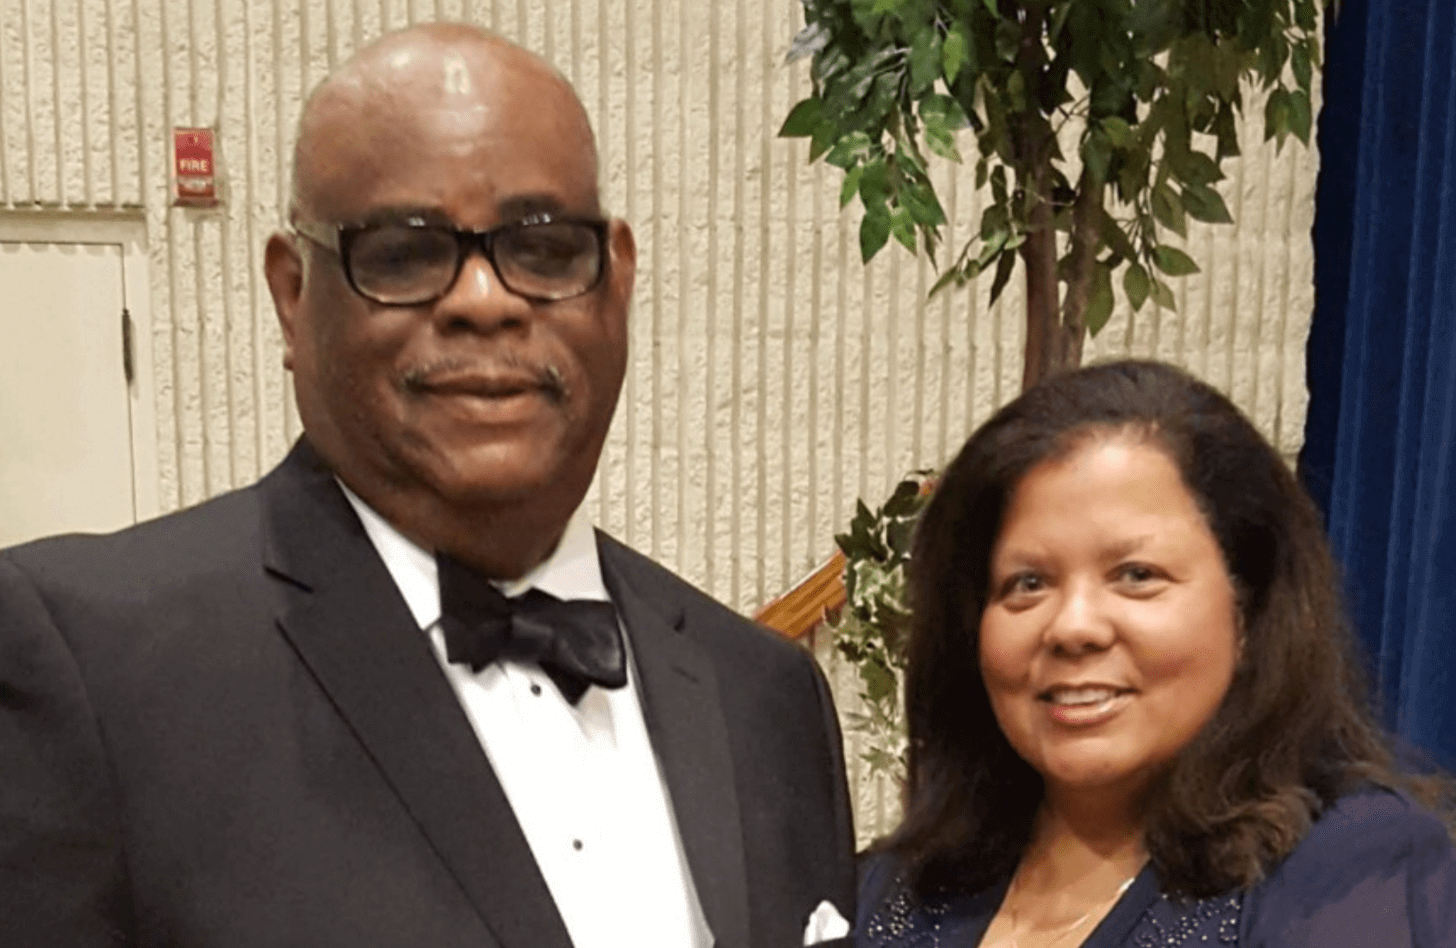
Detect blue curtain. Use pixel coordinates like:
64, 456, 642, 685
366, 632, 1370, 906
1300, 0, 1456, 769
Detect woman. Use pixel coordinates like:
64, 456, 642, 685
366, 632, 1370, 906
857, 360, 1455, 947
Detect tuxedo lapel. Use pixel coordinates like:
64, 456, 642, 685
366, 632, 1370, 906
257, 442, 573, 948
597, 536, 750, 948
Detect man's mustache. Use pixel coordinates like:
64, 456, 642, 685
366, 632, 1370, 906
399, 358, 566, 401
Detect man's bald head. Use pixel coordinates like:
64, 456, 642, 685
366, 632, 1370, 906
290, 23, 599, 220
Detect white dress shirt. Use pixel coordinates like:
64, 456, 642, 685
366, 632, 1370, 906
342, 487, 711, 948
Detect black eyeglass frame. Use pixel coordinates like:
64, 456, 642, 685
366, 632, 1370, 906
291, 214, 612, 306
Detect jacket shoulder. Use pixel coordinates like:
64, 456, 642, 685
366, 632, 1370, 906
594, 529, 807, 660
2, 485, 263, 596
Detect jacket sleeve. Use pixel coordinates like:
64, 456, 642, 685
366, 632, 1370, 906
0, 553, 134, 946
808, 647, 859, 919
1240, 789, 1456, 948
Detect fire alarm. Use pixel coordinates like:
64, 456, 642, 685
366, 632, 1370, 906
174, 128, 218, 207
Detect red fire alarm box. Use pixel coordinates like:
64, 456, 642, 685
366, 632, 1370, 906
174, 128, 217, 206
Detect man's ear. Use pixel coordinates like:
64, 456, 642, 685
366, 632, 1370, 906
606, 218, 636, 307
264, 232, 304, 370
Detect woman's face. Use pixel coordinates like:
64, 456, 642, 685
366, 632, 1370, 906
978, 435, 1240, 806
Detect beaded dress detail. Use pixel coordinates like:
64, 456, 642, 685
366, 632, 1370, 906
860, 870, 1242, 948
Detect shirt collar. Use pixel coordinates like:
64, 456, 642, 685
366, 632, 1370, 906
338, 481, 609, 630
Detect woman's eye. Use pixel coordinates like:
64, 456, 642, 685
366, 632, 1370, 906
1115, 563, 1161, 585
1000, 572, 1045, 598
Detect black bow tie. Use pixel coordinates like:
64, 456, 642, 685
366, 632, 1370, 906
436, 553, 627, 704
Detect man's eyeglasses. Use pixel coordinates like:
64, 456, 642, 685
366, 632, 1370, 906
291, 216, 609, 306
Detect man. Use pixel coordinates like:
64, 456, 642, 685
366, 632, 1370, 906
0, 23, 855, 948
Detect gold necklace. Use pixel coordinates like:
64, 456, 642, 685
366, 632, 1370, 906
1005, 869, 1137, 948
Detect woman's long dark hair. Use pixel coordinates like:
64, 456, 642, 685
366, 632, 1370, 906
878, 359, 1448, 898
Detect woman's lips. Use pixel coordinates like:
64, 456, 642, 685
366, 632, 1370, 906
1038, 685, 1135, 727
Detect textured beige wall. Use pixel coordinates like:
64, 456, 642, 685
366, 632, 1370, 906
1, 0, 1318, 841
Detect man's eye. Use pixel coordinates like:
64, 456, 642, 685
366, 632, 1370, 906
354, 228, 455, 269
506, 227, 592, 272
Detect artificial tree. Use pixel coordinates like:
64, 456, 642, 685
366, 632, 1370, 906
780, 0, 1324, 389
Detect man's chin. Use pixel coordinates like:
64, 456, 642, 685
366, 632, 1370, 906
419, 449, 590, 510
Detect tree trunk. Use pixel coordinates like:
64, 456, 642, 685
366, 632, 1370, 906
1010, 1, 1082, 392
1020, 195, 1061, 390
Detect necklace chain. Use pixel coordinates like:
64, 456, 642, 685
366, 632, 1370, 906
1006, 870, 1137, 948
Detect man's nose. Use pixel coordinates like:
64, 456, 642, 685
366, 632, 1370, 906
1042, 581, 1116, 656
431, 249, 532, 333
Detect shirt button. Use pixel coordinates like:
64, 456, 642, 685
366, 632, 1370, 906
530, 683, 542, 696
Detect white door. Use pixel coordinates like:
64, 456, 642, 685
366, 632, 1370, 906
0, 240, 136, 547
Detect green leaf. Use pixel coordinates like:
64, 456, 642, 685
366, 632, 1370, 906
1287, 89, 1312, 146
784, 21, 828, 65
779, 97, 823, 138
808, 122, 838, 163
988, 248, 1017, 306
1210, 43, 1245, 100
1082, 131, 1112, 184
976, 228, 1008, 270
1049, 1, 1073, 41
902, 181, 947, 227
1150, 277, 1177, 310
886, 516, 918, 555
990, 164, 1009, 205
980, 203, 1010, 241
895, 137, 928, 176
1151, 182, 1187, 238
920, 94, 965, 162
1097, 207, 1138, 263
1007, 70, 1028, 113
824, 130, 874, 169
1181, 183, 1233, 224
891, 206, 918, 253
859, 158, 890, 205
1101, 116, 1134, 149
926, 124, 961, 162
840, 164, 865, 208
919, 93, 969, 129
850, 0, 883, 31
1265, 88, 1291, 144
860, 202, 892, 262
862, 656, 896, 703
929, 262, 967, 298
1292, 42, 1313, 94
943, 26, 969, 85
1294, 0, 1318, 33
1212, 102, 1241, 160
910, 30, 942, 94
1171, 150, 1223, 186
1124, 262, 1150, 312
1153, 244, 1200, 277
1085, 262, 1115, 336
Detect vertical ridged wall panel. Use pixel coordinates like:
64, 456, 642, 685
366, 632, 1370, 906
2, 0, 1318, 836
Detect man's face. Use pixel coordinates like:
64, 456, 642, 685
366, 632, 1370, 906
268, 45, 633, 553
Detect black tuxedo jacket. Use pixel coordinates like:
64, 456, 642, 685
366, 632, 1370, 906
0, 442, 855, 948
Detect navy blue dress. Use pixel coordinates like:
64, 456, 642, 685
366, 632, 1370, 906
857, 788, 1456, 947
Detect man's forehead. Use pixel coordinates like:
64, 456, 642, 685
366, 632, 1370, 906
293, 31, 599, 221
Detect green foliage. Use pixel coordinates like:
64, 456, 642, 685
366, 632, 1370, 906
781, 0, 1324, 334
828, 471, 934, 784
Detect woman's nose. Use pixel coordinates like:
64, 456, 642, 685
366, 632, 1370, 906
1042, 581, 1116, 656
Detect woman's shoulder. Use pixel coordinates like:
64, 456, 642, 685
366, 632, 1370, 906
1268, 785, 1451, 874
1240, 786, 1456, 945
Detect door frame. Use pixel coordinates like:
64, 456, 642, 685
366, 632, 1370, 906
0, 211, 159, 524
